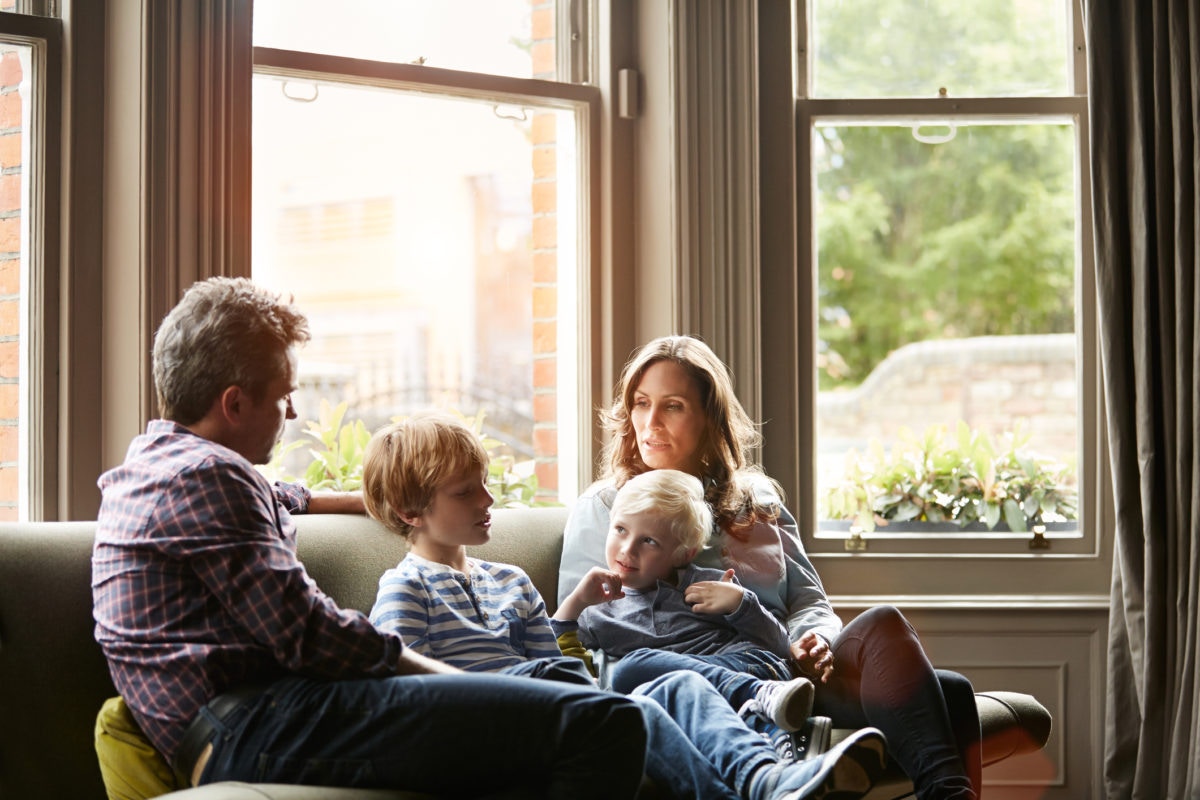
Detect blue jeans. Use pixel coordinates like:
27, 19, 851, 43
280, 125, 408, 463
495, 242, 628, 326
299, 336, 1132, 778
198, 673, 647, 799
500, 655, 598, 685
511, 659, 783, 799
609, 647, 793, 712
199, 669, 786, 800
814, 605, 980, 800
630, 670, 780, 799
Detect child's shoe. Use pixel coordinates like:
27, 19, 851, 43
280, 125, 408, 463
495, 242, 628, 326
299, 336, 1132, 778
759, 726, 888, 800
746, 676, 815, 732
793, 716, 832, 761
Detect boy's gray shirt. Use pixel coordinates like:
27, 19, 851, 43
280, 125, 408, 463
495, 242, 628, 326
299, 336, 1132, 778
558, 476, 843, 647
550, 563, 792, 660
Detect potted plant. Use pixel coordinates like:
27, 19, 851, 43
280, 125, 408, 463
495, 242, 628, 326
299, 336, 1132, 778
260, 400, 554, 508
820, 420, 1077, 534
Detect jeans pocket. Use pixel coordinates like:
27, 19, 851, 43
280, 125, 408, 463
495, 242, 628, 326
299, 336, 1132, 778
255, 753, 378, 787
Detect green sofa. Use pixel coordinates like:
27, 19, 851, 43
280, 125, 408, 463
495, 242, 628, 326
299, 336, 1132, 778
0, 509, 1051, 799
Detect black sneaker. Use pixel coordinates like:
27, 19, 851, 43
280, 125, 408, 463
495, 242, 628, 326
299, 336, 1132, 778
793, 716, 832, 761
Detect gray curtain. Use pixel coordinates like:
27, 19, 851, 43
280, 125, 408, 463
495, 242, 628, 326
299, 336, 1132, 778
1084, 2, 1200, 797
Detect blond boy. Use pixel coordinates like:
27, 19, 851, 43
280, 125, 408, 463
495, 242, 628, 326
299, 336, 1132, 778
553, 469, 817, 734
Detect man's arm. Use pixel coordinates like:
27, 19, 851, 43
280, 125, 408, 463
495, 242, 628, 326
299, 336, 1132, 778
308, 491, 366, 514
396, 648, 462, 675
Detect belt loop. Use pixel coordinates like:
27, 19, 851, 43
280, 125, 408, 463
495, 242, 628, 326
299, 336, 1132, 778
171, 684, 267, 784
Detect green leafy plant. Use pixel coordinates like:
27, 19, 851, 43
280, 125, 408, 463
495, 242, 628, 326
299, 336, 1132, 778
820, 420, 1077, 533
260, 400, 554, 508
260, 399, 371, 491
457, 410, 545, 508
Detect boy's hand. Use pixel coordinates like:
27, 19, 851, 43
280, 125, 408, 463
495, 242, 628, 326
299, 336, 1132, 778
790, 631, 835, 683
554, 567, 624, 621
684, 568, 744, 615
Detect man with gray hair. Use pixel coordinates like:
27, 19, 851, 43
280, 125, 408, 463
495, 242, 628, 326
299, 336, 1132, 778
92, 276, 649, 797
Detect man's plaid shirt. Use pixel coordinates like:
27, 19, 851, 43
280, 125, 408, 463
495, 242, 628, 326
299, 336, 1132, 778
92, 420, 405, 762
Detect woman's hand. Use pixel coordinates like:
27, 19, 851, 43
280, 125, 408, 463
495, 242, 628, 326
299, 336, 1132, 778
684, 569, 744, 615
554, 567, 624, 621
791, 631, 835, 683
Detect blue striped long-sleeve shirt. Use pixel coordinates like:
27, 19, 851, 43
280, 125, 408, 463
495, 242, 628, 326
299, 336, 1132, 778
370, 552, 563, 672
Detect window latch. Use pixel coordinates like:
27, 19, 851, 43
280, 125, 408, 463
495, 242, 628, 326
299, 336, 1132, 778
1029, 523, 1051, 551
844, 525, 868, 552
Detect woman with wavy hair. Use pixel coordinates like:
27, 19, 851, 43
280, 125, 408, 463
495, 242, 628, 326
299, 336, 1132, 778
558, 335, 981, 800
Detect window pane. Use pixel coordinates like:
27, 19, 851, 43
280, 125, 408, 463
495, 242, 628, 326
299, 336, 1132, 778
811, 0, 1071, 98
252, 75, 579, 504
253, 0, 551, 80
0, 43, 31, 520
0, 1, 58, 17
814, 122, 1079, 534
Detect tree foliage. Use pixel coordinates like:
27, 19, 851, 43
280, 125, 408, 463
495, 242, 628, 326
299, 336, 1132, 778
812, 0, 1077, 390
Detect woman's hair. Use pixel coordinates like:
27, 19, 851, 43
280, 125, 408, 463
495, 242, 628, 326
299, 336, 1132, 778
611, 469, 712, 560
599, 335, 781, 529
152, 277, 310, 425
362, 412, 490, 540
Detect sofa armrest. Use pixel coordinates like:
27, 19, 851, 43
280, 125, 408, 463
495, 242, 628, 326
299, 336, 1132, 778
831, 690, 1052, 797
974, 690, 1053, 766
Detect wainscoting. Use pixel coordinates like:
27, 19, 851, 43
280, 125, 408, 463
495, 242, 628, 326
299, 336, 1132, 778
831, 601, 1108, 799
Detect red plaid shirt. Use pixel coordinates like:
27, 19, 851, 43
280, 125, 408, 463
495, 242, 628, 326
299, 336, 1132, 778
92, 420, 405, 761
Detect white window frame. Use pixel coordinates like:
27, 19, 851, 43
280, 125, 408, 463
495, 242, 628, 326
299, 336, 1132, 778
251, 46, 603, 497
770, 1, 1109, 570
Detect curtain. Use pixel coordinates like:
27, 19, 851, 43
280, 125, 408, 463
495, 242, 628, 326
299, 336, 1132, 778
1084, 1, 1200, 797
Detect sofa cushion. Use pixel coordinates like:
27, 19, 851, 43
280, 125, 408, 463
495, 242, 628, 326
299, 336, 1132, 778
293, 507, 570, 615
96, 696, 183, 799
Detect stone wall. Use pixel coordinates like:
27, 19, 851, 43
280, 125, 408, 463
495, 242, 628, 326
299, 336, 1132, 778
818, 334, 1078, 460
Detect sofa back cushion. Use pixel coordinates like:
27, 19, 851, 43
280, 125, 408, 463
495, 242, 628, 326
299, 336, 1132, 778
293, 507, 570, 615
0, 508, 569, 800
0, 522, 118, 799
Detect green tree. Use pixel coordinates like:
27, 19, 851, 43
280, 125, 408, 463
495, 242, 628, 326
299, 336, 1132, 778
811, 0, 1077, 390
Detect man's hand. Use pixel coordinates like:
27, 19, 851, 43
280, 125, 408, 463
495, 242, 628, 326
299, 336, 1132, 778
684, 569, 744, 615
790, 631, 835, 683
554, 567, 624, 621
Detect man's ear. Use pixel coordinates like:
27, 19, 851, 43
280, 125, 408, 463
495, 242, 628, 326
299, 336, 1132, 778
216, 385, 246, 425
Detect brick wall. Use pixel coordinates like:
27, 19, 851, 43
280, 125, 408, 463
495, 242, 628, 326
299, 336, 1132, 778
0, 40, 21, 521
530, 0, 559, 500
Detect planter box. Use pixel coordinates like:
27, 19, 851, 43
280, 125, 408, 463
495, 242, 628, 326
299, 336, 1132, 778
818, 519, 1079, 535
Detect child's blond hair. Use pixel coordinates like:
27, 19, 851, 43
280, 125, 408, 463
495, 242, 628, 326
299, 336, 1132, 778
611, 469, 712, 562
362, 412, 489, 540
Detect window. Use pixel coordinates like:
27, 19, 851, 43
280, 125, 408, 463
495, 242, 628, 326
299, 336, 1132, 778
796, 0, 1094, 556
252, 0, 561, 80
252, 1, 597, 504
0, 11, 60, 521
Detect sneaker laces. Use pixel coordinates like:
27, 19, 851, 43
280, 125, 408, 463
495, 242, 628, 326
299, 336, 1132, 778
750, 678, 814, 732
768, 727, 798, 763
